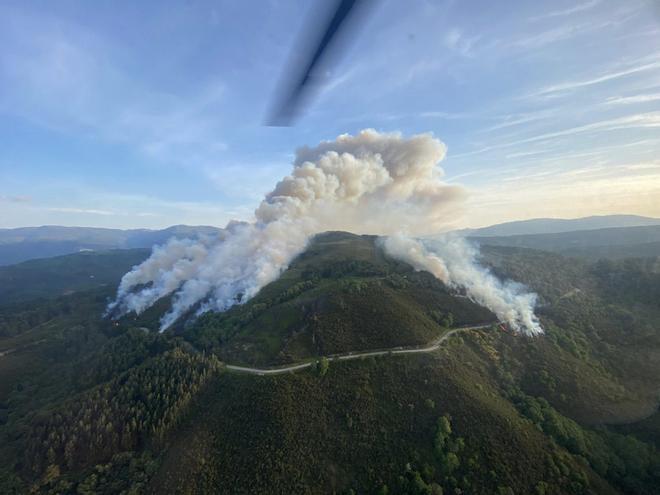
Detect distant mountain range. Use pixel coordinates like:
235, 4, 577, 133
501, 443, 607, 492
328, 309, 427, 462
2, 215, 659, 266
462, 214, 660, 237
0, 225, 222, 266
457, 215, 660, 259
473, 225, 660, 260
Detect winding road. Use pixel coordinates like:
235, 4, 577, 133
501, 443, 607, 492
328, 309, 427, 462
225, 323, 494, 376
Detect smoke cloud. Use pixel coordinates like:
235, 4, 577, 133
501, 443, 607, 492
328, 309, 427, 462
108, 129, 542, 335
380, 234, 542, 335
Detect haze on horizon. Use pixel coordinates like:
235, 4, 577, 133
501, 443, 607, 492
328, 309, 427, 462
1, 0, 659, 230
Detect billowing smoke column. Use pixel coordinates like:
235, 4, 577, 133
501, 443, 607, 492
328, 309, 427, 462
380, 235, 542, 335
108, 129, 542, 335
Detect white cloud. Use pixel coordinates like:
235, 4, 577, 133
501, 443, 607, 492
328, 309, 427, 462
605, 92, 660, 105
529, 59, 660, 98
481, 110, 556, 133
505, 149, 551, 159
529, 0, 601, 22
508, 21, 602, 50
453, 112, 660, 158
419, 111, 470, 119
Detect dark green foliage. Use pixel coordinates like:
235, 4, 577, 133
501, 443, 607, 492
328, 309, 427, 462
432, 414, 464, 484
1, 231, 660, 494
0, 248, 149, 307
590, 257, 660, 309
148, 344, 619, 494
73, 328, 176, 390
513, 392, 660, 494
615, 409, 660, 449
33, 451, 159, 495
25, 348, 220, 476
482, 248, 659, 404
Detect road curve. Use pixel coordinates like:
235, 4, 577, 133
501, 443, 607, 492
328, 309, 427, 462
224, 323, 493, 376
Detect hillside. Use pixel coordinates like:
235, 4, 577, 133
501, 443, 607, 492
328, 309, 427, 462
0, 232, 659, 494
0, 249, 150, 307
0, 225, 221, 266
471, 225, 660, 259
185, 232, 495, 366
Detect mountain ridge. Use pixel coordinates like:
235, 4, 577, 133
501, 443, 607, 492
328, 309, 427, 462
2, 214, 660, 266
461, 214, 660, 237
0, 225, 222, 266
473, 224, 660, 259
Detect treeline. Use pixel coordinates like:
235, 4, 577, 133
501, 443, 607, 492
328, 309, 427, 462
25, 348, 221, 479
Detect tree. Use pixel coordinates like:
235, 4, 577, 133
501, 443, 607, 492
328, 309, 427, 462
441, 313, 454, 328
434, 415, 452, 454
429, 483, 444, 495
42, 464, 60, 485
318, 357, 330, 377
442, 453, 460, 476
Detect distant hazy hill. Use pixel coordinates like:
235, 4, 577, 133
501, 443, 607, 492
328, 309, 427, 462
472, 224, 660, 259
0, 248, 150, 306
5, 216, 658, 266
463, 214, 660, 237
0, 225, 222, 266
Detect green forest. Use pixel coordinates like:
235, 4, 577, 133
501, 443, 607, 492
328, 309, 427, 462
1, 232, 659, 494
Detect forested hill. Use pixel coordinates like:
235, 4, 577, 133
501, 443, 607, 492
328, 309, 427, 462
472, 224, 660, 259
0, 232, 659, 494
0, 248, 150, 307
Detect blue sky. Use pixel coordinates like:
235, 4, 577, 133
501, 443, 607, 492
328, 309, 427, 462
1, 0, 659, 229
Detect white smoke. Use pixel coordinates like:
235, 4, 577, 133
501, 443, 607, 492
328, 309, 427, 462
109, 129, 542, 335
380, 234, 542, 335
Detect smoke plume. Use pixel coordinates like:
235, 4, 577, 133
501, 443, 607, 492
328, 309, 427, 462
380, 234, 542, 335
108, 129, 542, 335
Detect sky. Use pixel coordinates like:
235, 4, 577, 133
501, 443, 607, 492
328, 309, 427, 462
1, 0, 659, 230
